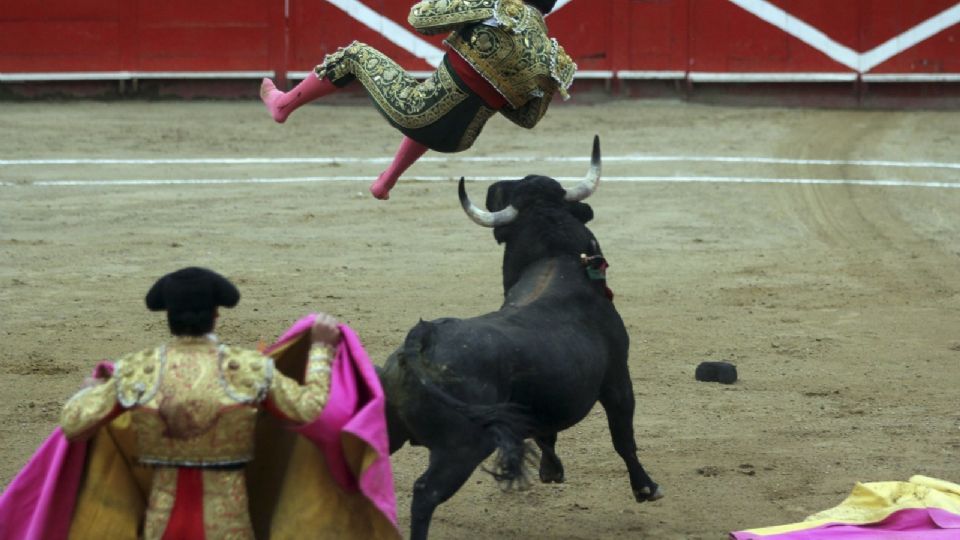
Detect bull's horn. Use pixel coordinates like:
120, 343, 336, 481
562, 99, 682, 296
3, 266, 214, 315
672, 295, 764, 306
563, 135, 602, 202
458, 177, 518, 228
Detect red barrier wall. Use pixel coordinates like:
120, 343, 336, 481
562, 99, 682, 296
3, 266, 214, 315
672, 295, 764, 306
689, 0, 858, 74
2, 0, 959, 82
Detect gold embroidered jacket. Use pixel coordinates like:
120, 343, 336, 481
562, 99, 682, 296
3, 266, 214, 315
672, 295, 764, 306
408, 0, 577, 111
60, 336, 333, 466
57, 332, 401, 540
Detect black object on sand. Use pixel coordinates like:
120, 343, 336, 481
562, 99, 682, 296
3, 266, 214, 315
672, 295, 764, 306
695, 361, 738, 384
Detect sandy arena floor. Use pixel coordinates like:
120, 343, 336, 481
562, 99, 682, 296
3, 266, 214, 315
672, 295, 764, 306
1, 97, 959, 539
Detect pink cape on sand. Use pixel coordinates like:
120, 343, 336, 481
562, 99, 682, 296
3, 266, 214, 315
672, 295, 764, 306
0, 316, 398, 540
730, 475, 960, 540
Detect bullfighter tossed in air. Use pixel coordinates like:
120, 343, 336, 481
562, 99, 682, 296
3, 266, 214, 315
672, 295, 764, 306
259, 0, 576, 200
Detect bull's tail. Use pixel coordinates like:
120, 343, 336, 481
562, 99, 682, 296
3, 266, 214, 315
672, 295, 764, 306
400, 320, 536, 487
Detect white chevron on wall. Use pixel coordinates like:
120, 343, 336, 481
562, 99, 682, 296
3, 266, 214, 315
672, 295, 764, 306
729, 0, 960, 73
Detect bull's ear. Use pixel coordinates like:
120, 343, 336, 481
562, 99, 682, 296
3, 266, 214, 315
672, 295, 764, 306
485, 180, 515, 212
568, 201, 594, 224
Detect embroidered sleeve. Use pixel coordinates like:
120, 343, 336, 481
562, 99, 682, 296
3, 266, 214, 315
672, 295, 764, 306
409, 0, 533, 35
408, 0, 497, 35
60, 378, 120, 440
265, 343, 334, 423
499, 90, 554, 128
550, 40, 576, 101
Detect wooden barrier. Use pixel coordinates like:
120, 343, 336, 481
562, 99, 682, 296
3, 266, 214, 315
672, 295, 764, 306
2, 1, 959, 89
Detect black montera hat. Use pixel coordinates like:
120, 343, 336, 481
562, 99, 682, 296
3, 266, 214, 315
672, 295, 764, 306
525, 0, 557, 14
145, 267, 240, 336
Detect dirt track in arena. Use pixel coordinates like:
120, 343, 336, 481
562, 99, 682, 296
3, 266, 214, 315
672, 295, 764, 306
1, 97, 959, 539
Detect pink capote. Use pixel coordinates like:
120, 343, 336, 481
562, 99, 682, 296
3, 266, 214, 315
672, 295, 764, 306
0, 317, 397, 539
0, 429, 87, 540
731, 508, 960, 539
730, 475, 960, 540
265, 315, 398, 526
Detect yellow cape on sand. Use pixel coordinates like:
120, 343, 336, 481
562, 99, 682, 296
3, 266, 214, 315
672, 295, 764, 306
67, 329, 401, 540
736, 475, 960, 537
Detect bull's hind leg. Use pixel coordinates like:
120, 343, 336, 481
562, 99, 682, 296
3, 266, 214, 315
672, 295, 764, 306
534, 432, 565, 483
598, 372, 663, 503
410, 443, 493, 540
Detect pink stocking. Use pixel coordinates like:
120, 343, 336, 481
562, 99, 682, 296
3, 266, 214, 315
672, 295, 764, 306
260, 75, 336, 123
370, 136, 429, 200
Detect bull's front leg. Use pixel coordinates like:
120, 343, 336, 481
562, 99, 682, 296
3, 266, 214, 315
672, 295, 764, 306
598, 372, 664, 502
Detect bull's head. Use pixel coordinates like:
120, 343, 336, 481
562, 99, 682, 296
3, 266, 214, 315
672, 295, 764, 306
458, 135, 601, 228
458, 136, 605, 292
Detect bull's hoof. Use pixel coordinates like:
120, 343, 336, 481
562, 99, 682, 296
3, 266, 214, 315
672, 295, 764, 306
538, 457, 565, 484
634, 483, 664, 503
539, 469, 565, 484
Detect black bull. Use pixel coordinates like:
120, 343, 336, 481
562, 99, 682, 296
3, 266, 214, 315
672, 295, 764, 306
377, 137, 663, 540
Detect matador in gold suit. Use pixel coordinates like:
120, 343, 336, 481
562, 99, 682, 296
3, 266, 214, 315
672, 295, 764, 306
260, 0, 576, 200
53, 267, 390, 539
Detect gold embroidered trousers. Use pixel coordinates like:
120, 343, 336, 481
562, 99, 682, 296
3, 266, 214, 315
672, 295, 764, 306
315, 42, 495, 153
